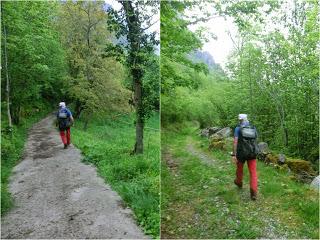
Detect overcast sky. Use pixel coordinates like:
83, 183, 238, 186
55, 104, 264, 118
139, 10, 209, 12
189, 16, 237, 70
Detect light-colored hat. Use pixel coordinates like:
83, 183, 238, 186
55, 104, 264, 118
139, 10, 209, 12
238, 114, 248, 120
59, 102, 66, 108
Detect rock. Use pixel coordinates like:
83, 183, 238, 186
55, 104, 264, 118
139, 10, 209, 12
211, 127, 232, 139
200, 128, 209, 137
286, 158, 316, 177
278, 154, 286, 164
258, 142, 269, 154
310, 176, 320, 190
200, 127, 222, 138
209, 139, 226, 150
265, 153, 278, 164
208, 127, 221, 136
279, 164, 289, 172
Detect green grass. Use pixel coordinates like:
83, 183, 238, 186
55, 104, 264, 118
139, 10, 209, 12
72, 112, 160, 238
1, 111, 51, 215
161, 123, 319, 239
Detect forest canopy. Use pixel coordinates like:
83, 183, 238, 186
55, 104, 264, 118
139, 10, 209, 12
160, 1, 319, 165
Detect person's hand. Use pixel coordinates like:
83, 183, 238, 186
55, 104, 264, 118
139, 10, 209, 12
232, 156, 237, 165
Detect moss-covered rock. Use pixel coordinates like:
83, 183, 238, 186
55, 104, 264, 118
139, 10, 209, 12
286, 158, 317, 176
265, 153, 278, 164
209, 134, 224, 150
279, 164, 289, 172
209, 139, 226, 150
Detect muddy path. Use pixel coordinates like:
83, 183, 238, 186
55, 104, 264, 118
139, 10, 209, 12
1, 114, 147, 239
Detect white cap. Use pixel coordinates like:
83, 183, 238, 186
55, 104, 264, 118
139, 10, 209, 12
59, 102, 66, 108
238, 114, 248, 120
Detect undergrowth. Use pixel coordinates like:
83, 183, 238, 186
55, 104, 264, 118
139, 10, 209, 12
72, 112, 160, 238
161, 123, 319, 239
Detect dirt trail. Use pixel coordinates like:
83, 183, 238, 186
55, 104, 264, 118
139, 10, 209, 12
1, 114, 147, 239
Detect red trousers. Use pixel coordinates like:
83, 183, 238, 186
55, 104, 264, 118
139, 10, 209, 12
59, 128, 71, 145
235, 159, 258, 192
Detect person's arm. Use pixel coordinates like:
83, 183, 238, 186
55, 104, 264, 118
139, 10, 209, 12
232, 137, 238, 164
67, 109, 74, 125
232, 127, 239, 164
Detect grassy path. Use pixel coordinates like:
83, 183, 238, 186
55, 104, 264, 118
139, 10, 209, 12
161, 127, 319, 239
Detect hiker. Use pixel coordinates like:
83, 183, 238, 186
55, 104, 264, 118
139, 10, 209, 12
56, 102, 74, 149
231, 114, 258, 200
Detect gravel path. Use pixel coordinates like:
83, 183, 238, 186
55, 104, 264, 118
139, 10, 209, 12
1, 114, 147, 239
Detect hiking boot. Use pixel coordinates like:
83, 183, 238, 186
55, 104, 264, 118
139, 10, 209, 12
64, 144, 68, 149
250, 189, 257, 201
234, 179, 243, 189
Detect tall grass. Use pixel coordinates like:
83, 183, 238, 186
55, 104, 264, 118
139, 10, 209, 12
72, 112, 160, 238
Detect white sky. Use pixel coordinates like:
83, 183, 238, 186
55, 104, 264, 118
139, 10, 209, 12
189, 16, 238, 70
187, 1, 294, 70
105, 0, 232, 66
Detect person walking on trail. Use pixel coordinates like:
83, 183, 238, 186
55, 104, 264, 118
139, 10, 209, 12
231, 114, 259, 200
56, 102, 74, 149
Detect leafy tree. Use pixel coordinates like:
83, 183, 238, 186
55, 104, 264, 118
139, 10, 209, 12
107, 1, 159, 154
57, 1, 130, 128
1, 1, 67, 124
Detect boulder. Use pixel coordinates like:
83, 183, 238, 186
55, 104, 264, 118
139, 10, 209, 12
265, 153, 278, 164
279, 164, 289, 172
310, 176, 320, 190
209, 132, 228, 150
211, 127, 232, 139
200, 127, 222, 138
209, 140, 225, 150
278, 154, 286, 164
200, 128, 209, 137
208, 127, 221, 136
258, 142, 269, 154
286, 158, 317, 177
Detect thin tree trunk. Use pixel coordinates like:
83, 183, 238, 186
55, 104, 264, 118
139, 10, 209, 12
3, 21, 13, 131
122, 1, 144, 154
249, 51, 253, 117
134, 77, 144, 153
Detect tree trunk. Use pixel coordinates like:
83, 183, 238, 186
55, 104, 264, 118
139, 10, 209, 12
121, 1, 144, 154
134, 76, 144, 154
2, 20, 13, 132
83, 119, 89, 131
74, 100, 83, 119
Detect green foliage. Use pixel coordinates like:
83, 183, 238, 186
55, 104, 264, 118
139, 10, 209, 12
107, 1, 160, 122
161, 1, 206, 95
226, 1, 319, 162
57, 1, 130, 120
72, 113, 160, 237
161, 126, 319, 239
1, 1, 67, 123
142, 54, 160, 114
161, 1, 319, 163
